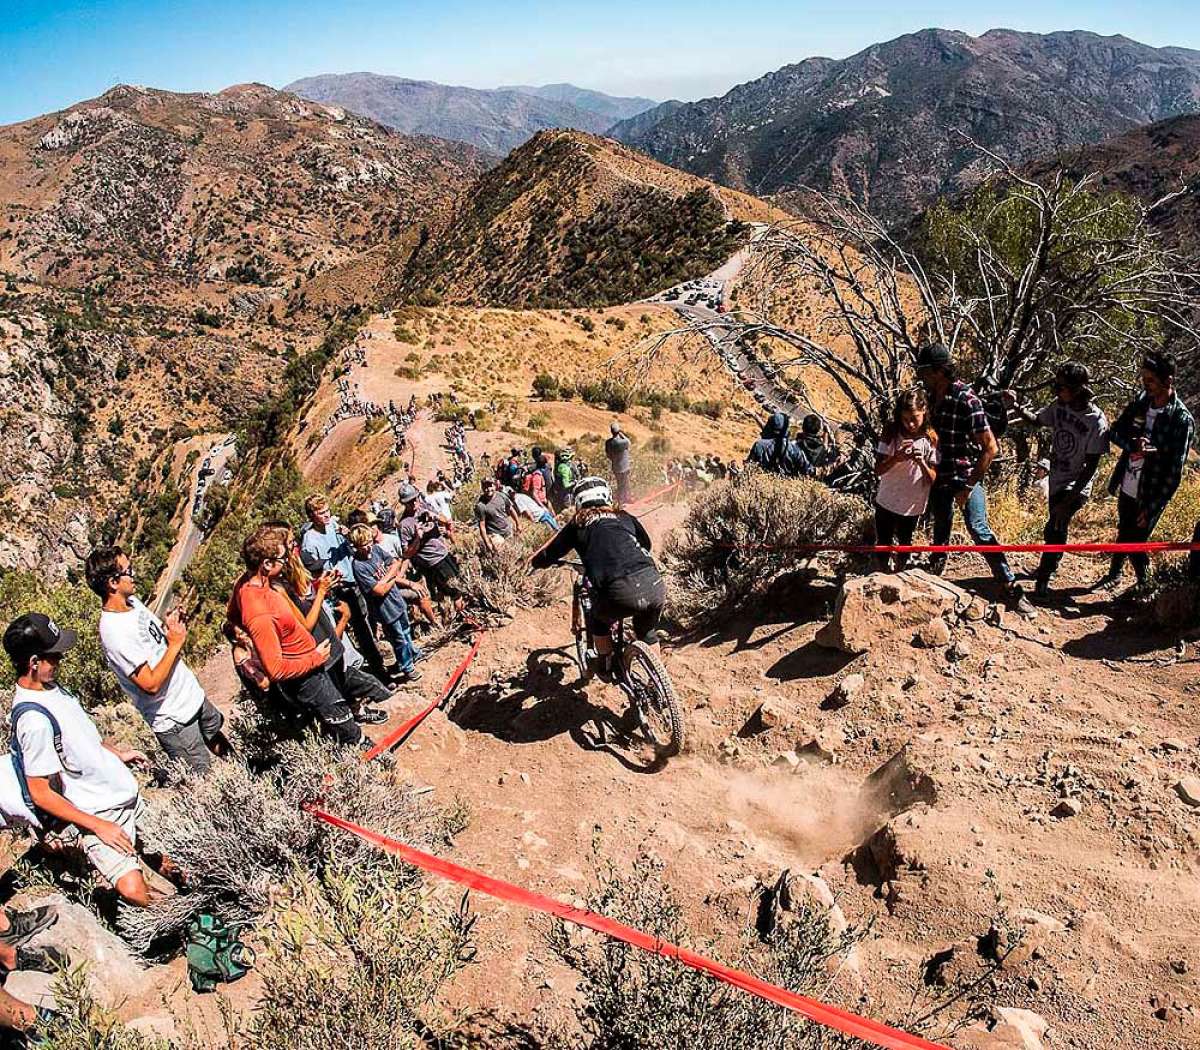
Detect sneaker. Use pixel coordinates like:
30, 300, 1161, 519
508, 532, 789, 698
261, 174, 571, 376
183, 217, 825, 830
1087, 573, 1122, 594
0, 905, 57, 946
398, 668, 423, 684
354, 707, 388, 726
14, 945, 68, 974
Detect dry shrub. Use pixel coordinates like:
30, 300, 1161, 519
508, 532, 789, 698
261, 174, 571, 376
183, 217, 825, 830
664, 471, 869, 628
452, 531, 561, 623
546, 853, 868, 1049
118, 737, 463, 951
239, 865, 476, 1050
35, 965, 172, 1049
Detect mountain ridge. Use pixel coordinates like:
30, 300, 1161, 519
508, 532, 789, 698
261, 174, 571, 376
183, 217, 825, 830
284, 72, 658, 154
611, 28, 1200, 222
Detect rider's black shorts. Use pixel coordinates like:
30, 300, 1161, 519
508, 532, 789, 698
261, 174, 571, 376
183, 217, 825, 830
588, 567, 666, 642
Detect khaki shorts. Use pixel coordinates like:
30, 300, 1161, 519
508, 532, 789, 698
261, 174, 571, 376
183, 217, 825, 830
61, 797, 144, 887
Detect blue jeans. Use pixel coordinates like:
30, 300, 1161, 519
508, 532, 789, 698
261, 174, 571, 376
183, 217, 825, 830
381, 606, 418, 674
539, 510, 560, 531
929, 483, 1015, 585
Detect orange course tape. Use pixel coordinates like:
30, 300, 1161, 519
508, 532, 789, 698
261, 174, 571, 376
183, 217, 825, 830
304, 804, 951, 1050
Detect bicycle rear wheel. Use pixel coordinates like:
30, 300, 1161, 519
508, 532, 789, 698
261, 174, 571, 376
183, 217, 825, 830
622, 640, 684, 758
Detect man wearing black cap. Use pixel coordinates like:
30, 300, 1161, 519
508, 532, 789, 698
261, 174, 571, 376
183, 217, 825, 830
3, 613, 176, 908
915, 344, 1034, 617
397, 483, 465, 620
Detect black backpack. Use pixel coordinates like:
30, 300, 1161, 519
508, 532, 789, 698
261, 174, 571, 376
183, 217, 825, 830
975, 384, 1010, 440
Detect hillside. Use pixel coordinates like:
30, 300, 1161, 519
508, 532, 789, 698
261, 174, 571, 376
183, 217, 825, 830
1028, 113, 1200, 253
392, 130, 785, 308
0, 82, 488, 297
611, 29, 1200, 223
285, 73, 656, 154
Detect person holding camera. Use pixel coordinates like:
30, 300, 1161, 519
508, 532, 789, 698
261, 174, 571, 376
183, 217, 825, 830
398, 484, 466, 621
874, 389, 939, 572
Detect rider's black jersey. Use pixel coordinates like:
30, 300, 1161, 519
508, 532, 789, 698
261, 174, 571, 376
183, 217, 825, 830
531, 510, 656, 589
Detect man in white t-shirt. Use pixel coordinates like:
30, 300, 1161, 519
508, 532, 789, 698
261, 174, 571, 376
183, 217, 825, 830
87, 547, 230, 773
3, 612, 180, 908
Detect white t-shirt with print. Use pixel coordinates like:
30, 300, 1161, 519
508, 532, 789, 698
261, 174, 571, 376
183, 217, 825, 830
1121, 406, 1161, 498
0, 754, 41, 831
11, 684, 138, 816
875, 435, 939, 517
99, 597, 205, 732
425, 491, 454, 520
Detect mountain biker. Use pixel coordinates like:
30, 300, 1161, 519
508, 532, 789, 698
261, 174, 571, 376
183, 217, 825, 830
529, 477, 666, 680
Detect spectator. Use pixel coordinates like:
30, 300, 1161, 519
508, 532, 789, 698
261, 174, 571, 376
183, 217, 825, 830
348, 524, 423, 683
88, 546, 231, 773
1031, 459, 1051, 502
915, 343, 1034, 616
605, 421, 633, 504
797, 414, 843, 477
874, 389, 939, 572
397, 484, 465, 620
425, 479, 455, 521
3, 613, 179, 907
1013, 362, 1109, 600
474, 477, 521, 554
281, 545, 387, 726
508, 486, 560, 531
747, 412, 812, 477
316, 570, 395, 708
300, 494, 390, 683
550, 449, 577, 512
522, 454, 550, 508
232, 526, 361, 746
1095, 351, 1194, 595
363, 512, 439, 628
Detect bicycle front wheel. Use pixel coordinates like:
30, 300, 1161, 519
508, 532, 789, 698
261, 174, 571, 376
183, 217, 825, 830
622, 641, 684, 758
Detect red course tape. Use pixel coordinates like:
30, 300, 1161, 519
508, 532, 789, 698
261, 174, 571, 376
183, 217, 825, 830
304, 804, 950, 1050
360, 629, 484, 763
724, 539, 1200, 555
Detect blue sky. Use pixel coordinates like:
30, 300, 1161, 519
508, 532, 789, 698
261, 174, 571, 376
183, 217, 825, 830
4, 0, 1200, 125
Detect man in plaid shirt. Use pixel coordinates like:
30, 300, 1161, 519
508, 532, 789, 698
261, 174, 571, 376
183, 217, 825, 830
915, 344, 1035, 617
1095, 350, 1194, 594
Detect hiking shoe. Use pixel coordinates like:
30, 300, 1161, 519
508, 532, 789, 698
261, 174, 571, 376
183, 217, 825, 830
14, 945, 68, 974
0, 905, 57, 946
1007, 583, 1037, 619
355, 707, 388, 726
398, 668, 423, 684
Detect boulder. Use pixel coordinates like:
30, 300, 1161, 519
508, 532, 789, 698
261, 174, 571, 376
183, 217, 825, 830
817, 570, 971, 654
824, 673, 864, 710
913, 618, 952, 648
866, 804, 933, 884
861, 742, 941, 819
1175, 778, 1200, 808
18, 894, 146, 1009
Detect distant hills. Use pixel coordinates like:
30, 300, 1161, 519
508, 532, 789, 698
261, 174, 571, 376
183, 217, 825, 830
284, 73, 658, 154
390, 129, 782, 309
611, 29, 1200, 222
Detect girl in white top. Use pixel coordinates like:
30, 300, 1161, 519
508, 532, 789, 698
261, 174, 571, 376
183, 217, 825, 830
874, 388, 939, 571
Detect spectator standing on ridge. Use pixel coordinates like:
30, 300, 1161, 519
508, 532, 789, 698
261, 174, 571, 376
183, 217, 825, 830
1094, 351, 1194, 596
348, 523, 423, 682
301, 494, 390, 683
1012, 362, 1109, 600
397, 484, 465, 621
873, 389, 939, 573
3, 613, 180, 907
605, 421, 633, 504
89, 546, 231, 774
550, 449, 577, 511
233, 526, 362, 746
915, 343, 1035, 617
747, 412, 813, 478
474, 477, 521, 554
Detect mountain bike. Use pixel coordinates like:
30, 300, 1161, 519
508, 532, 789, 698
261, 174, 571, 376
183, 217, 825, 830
565, 563, 684, 760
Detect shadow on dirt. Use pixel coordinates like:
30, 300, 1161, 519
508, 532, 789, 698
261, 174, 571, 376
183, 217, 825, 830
447, 647, 667, 774
683, 571, 840, 655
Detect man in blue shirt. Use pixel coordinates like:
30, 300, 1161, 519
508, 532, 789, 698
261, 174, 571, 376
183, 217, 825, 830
301, 493, 390, 682
347, 524, 423, 683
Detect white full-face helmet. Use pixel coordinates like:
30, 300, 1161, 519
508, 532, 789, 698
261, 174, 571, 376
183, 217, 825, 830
572, 476, 612, 511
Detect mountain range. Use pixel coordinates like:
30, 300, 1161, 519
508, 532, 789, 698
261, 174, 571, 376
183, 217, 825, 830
611, 28, 1200, 222
283, 73, 657, 154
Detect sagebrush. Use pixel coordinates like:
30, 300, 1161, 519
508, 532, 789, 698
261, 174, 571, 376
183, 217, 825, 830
663, 471, 869, 628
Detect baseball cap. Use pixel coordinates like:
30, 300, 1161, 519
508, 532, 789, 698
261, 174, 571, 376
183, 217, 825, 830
397, 483, 420, 504
3, 613, 77, 669
914, 343, 952, 371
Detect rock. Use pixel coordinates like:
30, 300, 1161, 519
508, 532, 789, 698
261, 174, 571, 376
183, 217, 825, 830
993, 1007, 1051, 1048
946, 638, 972, 662
866, 805, 932, 883
825, 673, 864, 709
772, 750, 801, 770
1159, 738, 1189, 753
913, 618, 952, 648
1012, 908, 1067, 935
1175, 778, 1200, 808
18, 894, 146, 1009
2, 971, 56, 1011
717, 737, 743, 763
861, 742, 940, 818
742, 699, 786, 735
1153, 586, 1197, 628
816, 569, 970, 653
1050, 798, 1082, 819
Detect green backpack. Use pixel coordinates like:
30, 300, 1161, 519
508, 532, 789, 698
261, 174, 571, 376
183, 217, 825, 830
185, 914, 255, 993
